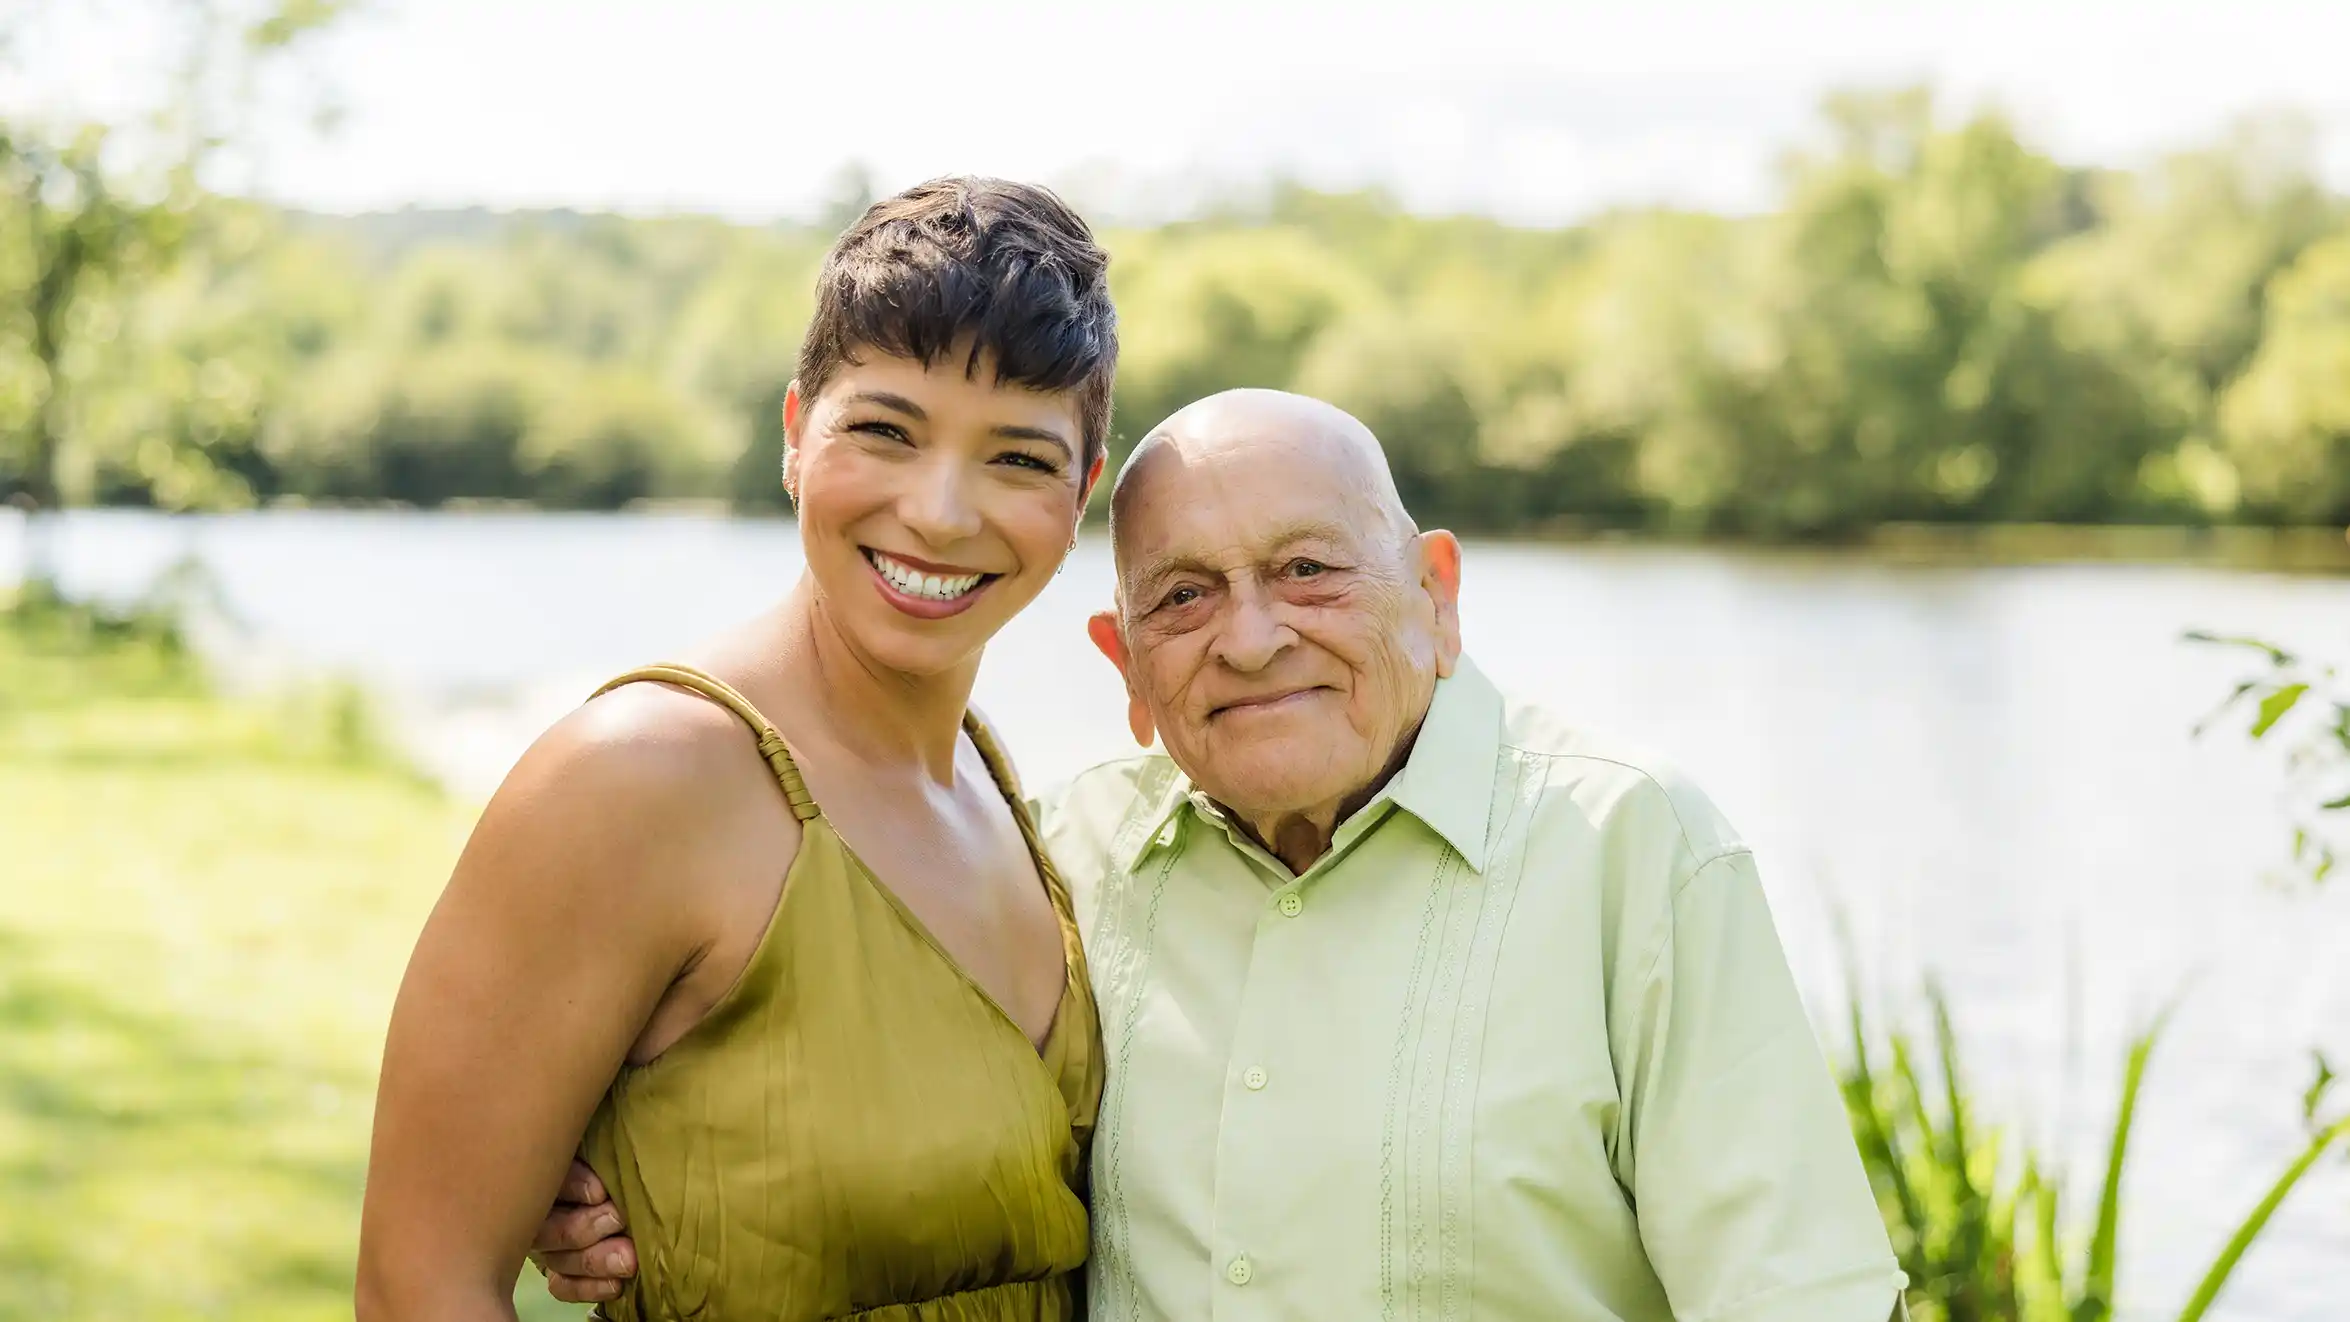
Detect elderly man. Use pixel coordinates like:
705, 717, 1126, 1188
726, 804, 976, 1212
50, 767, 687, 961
535, 389, 1907, 1321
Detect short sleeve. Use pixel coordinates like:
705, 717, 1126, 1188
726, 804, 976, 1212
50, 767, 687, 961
1614, 850, 1906, 1322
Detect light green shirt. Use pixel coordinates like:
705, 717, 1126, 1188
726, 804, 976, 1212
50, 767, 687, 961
1038, 656, 1904, 1322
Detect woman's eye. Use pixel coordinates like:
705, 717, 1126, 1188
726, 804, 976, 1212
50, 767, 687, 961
1165, 586, 1201, 608
848, 421, 911, 444
1291, 559, 1327, 578
995, 452, 1061, 473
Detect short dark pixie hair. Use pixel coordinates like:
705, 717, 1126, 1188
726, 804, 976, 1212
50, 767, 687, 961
795, 176, 1119, 472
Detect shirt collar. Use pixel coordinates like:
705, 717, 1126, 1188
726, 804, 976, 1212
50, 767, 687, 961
1117, 755, 1196, 872
1116, 654, 1506, 874
1378, 654, 1503, 872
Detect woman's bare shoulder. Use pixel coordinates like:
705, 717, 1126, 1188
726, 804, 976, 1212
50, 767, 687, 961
460, 679, 804, 923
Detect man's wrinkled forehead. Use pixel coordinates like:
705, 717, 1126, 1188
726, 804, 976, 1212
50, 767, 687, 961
1111, 436, 1378, 590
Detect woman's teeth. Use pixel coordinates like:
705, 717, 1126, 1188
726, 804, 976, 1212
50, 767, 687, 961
869, 551, 986, 601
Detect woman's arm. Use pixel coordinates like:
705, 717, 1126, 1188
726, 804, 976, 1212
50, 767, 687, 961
356, 701, 783, 1322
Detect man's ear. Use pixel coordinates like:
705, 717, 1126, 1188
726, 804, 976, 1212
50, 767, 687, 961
1417, 530, 1464, 678
781, 381, 806, 496
1087, 610, 1156, 748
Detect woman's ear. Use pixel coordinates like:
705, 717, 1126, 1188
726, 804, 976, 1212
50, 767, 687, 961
1080, 449, 1107, 509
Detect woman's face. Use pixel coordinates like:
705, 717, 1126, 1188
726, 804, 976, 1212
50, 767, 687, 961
785, 346, 1096, 679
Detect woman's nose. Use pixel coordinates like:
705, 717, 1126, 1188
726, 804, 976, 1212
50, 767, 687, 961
899, 460, 983, 544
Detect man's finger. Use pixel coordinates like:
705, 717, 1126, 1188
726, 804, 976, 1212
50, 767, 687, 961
531, 1200, 626, 1253
533, 1238, 638, 1281
532, 1249, 598, 1279
558, 1159, 608, 1205
546, 1272, 624, 1305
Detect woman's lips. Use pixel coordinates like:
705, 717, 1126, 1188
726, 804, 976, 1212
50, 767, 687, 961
866, 547, 987, 576
862, 549, 997, 620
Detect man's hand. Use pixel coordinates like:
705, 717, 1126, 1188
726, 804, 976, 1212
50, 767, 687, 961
529, 1161, 638, 1306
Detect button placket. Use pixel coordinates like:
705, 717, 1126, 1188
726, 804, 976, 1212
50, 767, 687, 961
1211, 856, 1289, 1315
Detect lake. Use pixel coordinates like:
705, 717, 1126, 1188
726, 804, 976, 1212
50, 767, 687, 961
10, 507, 2350, 1320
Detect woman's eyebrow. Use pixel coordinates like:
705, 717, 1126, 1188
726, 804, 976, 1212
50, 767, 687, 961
991, 425, 1073, 458
846, 390, 925, 418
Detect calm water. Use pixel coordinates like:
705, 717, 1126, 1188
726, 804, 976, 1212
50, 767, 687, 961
11, 508, 2350, 1319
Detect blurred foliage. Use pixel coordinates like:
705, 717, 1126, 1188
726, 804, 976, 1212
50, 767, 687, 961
1842, 981, 2350, 1322
0, 0, 350, 591
5, 88, 2350, 532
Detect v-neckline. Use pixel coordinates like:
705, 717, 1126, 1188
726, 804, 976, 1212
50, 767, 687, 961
813, 715, 1076, 1062
836, 832, 1075, 1061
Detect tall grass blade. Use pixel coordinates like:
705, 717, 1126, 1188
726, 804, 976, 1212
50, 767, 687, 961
1929, 983, 1990, 1308
2074, 1011, 2170, 1322
1842, 970, 1928, 1267
2025, 1159, 2067, 1322
2173, 1112, 2350, 1322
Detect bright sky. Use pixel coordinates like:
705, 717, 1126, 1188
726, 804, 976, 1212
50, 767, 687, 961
12, 0, 2350, 224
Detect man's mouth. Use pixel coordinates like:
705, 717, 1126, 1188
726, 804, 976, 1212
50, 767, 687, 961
862, 548, 998, 604
1210, 686, 1332, 719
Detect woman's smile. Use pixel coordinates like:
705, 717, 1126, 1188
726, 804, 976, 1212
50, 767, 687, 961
862, 547, 1001, 618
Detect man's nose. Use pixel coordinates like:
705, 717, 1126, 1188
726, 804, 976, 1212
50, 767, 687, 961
1212, 587, 1295, 673
899, 459, 983, 545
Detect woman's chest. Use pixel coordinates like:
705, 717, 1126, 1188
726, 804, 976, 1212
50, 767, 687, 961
829, 795, 1069, 1046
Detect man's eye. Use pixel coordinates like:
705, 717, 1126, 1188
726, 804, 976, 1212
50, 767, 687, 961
1164, 585, 1201, 608
1291, 559, 1327, 578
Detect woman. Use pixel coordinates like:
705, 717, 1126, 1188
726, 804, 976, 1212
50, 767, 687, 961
356, 177, 1118, 1321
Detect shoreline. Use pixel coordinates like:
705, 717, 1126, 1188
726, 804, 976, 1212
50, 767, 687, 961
1465, 520, 2350, 576
8, 506, 2348, 576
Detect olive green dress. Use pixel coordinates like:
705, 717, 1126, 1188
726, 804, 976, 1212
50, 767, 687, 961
578, 664, 1102, 1321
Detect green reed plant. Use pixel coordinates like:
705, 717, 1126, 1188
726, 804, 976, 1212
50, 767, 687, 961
1841, 981, 2349, 1322
2188, 631, 2349, 888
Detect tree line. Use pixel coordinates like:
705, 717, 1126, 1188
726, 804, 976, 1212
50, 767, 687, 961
5, 88, 2348, 536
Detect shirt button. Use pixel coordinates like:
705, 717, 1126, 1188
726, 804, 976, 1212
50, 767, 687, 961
1243, 1065, 1269, 1090
1277, 893, 1303, 917
1226, 1255, 1254, 1286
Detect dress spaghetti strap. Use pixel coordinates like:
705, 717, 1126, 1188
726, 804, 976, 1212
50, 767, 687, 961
589, 664, 819, 824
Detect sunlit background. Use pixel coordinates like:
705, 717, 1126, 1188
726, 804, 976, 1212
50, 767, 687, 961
4, 2, 2349, 1320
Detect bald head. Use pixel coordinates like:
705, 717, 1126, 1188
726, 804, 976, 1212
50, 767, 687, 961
1109, 389, 1415, 572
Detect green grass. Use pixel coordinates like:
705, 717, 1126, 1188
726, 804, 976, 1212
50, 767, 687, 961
0, 594, 587, 1321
